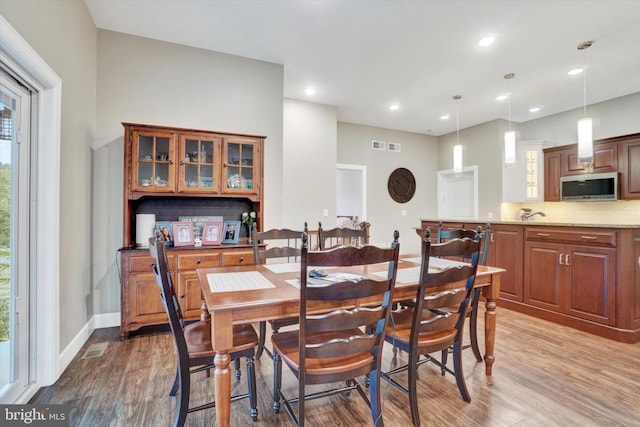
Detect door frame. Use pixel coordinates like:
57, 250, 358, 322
1, 16, 62, 400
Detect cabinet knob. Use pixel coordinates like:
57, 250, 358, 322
179, 294, 185, 298
559, 254, 564, 265
239, 257, 244, 262
565, 254, 570, 266
196, 259, 201, 264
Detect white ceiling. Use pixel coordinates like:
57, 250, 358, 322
85, 0, 640, 136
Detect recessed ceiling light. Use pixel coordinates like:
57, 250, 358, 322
440, 114, 450, 120
496, 94, 508, 101
568, 68, 583, 76
305, 87, 316, 95
478, 36, 496, 47
389, 104, 399, 110
529, 107, 541, 113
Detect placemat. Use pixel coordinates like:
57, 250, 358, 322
207, 271, 276, 293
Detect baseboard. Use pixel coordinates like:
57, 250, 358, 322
58, 312, 120, 376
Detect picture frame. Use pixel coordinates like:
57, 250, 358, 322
172, 221, 194, 247
202, 221, 223, 245
155, 221, 174, 246
222, 221, 241, 244
178, 215, 223, 239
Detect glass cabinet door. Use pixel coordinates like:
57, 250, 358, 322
223, 137, 259, 195
132, 130, 175, 192
178, 134, 221, 193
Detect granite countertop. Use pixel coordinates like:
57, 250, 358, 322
419, 219, 640, 229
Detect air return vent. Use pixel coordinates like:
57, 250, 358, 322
388, 142, 401, 152
372, 140, 386, 151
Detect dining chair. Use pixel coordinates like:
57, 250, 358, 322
382, 229, 481, 427
251, 222, 306, 359
436, 222, 491, 363
272, 230, 400, 427
148, 238, 259, 426
317, 220, 370, 250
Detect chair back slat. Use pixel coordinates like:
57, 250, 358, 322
436, 222, 491, 265
252, 223, 305, 263
299, 229, 399, 369
317, 221, 370, 250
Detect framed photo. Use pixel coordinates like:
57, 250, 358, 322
202, 221, 223, 245
222, 221, 241, 244
172, 221, 194, 247
155, 221, 174, 246
178, 215, 223, 239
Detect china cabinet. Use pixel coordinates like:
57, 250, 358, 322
119, 123, 265, 339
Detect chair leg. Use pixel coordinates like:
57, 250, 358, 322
255, 321, 267, 359
175, 363, 190, 427
408, 351, 421, 427
272, 351, 282, 413
234, 358, 241, 381
440, 348, 448, 376
246, 356, 258, 421
468, 289, 483, 362
369, 369, 384, 427
170, 364, 180, 396
452, 341, 471, 402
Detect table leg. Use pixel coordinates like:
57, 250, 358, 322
214, 351, 231, 427
482, 273, 500, 376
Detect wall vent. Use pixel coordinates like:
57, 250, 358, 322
372, 140, 386, 151
388, 142, 401, 152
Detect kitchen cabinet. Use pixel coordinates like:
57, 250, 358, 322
503, 140, 552, 202
544, 150, 561, 201
617, 136, 640, 199
120, 123, 265, 339
524, 227, 616, 326
559, 140, 618, 176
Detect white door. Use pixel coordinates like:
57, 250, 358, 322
0, 69, 33, 403
437, 166, 478, 220
336, 164, 367, 223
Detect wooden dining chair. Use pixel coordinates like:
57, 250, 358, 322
317, 220, 370, 250
382, 229, 481, 427
272, 230, 400, 427
251, 222, 306, 359
148, 238, 259, 426
436, 222, 491, 363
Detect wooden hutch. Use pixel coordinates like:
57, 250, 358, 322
119, 122, 265, 339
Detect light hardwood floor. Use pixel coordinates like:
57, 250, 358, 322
31, 307, 640, 426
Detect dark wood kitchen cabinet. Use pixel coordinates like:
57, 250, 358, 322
524, 227, 616, 325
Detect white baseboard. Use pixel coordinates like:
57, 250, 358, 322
57, 312, 120, 376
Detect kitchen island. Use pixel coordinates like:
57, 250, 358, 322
420, 219, 640, 343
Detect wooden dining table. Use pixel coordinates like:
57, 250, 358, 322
197, 256, 504, 427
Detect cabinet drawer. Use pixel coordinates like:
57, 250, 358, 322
128, 253, 176, 272
177, 253, 221, 269
525, 228, 616, 247
222, 251, 254, 266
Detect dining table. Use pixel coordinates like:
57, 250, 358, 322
197, 255, 504, 427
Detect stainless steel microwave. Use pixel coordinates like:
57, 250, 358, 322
560, 172, 618, 201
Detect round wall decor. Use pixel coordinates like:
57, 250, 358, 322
387, 167, 416, 203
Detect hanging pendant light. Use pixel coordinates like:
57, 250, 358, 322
577, 41, 594, 169
503, 73, 516, 167
452, 95, 463, 177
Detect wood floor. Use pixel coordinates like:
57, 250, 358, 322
31, 307, 640, 426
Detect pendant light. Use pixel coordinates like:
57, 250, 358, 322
503, 73, 516, 167
452, 95, 463, 176
577, 41, 594, 169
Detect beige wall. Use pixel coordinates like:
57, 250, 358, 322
92, 30, 285, 315
2, 0, 97, 349
338, 122, 438, 254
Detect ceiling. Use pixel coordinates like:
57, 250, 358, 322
85, 0, 640, 136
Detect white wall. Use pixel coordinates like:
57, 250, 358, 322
282, 99, 337, 231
